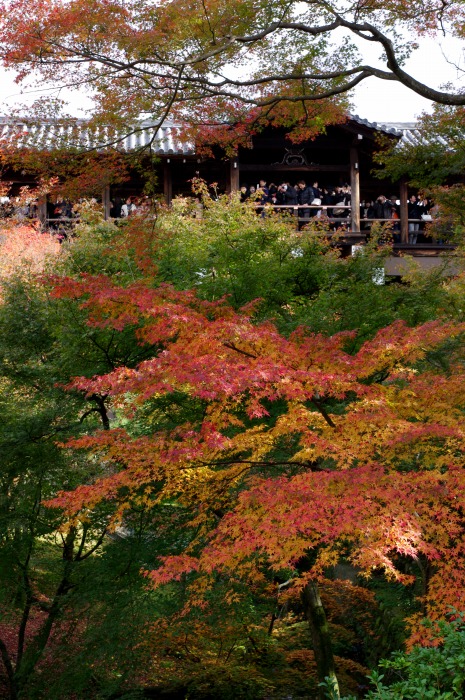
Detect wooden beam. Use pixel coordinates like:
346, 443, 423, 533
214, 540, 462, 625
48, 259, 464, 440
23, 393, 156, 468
350, 146, 360, 232
400, 178, 408, 244
229, 158, 240, 194
238, 164, 350, 172
163, 161, 172, 205
37, 197, 47, 225
102, 184, 111, 220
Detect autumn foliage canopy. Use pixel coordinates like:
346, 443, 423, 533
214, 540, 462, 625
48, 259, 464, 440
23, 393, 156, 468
0, 0, 464, 149
3, 201, 465, 698
45, 266, 465, 644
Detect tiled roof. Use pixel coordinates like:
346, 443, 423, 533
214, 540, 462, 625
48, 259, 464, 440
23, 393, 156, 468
381, 122, 449, 148
349, 115, 436, 148
0, 115, 426, 153
0, 117, 195, 155
354, 118, 451, 149
349, 114, 404, 136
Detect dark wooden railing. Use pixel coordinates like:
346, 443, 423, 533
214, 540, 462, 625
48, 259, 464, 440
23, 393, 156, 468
38, 203, 451, 253
255, 203, 432, 232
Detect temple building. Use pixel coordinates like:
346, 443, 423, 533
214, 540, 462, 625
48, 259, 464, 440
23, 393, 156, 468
0, 113, 445, 260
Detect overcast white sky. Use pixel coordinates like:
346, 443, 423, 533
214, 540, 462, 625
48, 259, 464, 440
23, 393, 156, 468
0, 35, 463, 124
352, 35, 465, 124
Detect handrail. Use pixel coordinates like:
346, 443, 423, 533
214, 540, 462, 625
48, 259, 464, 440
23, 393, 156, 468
252, 203, 431, 225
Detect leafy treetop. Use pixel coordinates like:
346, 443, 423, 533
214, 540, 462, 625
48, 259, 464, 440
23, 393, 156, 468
44, 267, 465, 645
0, 0, 464, 145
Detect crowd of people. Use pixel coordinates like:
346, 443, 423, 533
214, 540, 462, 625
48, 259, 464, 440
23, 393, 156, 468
239, 181, 435, 243
240, 180, 352, 220
48, 196, 140, 220
0, 195, 140, 222
361, 194, 434, 244
0, 196, 40, 220
108, 196, 138, 218
0, 186, 439, 245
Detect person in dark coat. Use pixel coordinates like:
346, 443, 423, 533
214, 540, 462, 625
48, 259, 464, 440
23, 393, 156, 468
110, 196, 123, 218
322, 187, 335, 219
311, 181, 322, 217
331, 185, 350, 222
297, 180, 315, 224
407, 194, 422, 244
239, 185, 249, 203
283, 183, 298, 206
274, 183, 298, 219
370, 195, 393, 221
268, 183, 278, 202
276, 182, 298, 206
368, 195, 394, 244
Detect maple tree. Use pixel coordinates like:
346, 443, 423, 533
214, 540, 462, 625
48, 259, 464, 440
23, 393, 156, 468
41, 261, 465, 695
0, 222, 59, 294
2, 200, 465, 698
0, 180, 61, 299
0, 0, 464, 145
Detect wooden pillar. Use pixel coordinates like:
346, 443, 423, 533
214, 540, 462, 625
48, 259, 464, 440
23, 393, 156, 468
163, 159, 172, 205
400, 178, 408, 244
228, 158, 240, 195
102, 184, 111, 220
350, 146, 360, 233
37, 196, 47, 226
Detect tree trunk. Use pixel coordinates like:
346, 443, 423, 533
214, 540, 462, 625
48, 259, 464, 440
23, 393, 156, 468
14, 530, 76, 695
0, 637, 18, 700
301, 581, 340, 700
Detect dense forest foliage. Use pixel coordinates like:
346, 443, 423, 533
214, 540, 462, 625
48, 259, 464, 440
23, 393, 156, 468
2, 197, 465, 699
